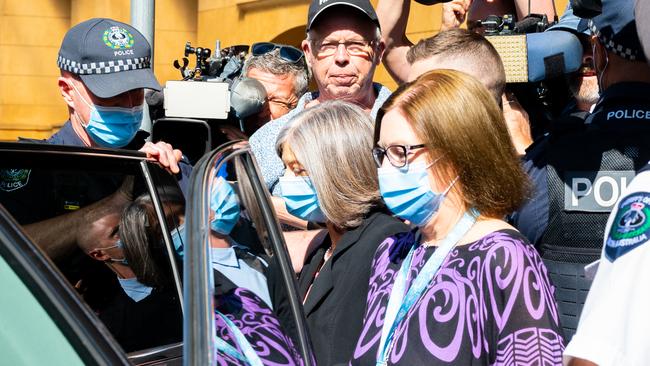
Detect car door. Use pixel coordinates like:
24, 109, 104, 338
0, 204, 130, 365
0, 143, 186, 365
182, 140, 315, 366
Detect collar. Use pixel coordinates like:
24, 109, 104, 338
210, 246, 240, 268
210, 242, 256, 268
295, 82, 391, 119
332, 210, 385, 256
591, 82, 650, 115
46, 121, 86, 146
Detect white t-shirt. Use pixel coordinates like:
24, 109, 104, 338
564, 168, 650, 366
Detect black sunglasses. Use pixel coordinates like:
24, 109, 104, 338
251, 42, 304, 63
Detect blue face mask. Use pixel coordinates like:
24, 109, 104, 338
279, 176, 327, 223
73, 83, 143, 148
210, 177, 241, 235
378, 161, 457, 227
118, 277, 153, 302
170, 223, 185, 258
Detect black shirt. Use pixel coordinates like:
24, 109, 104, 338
298, 211, 409, 366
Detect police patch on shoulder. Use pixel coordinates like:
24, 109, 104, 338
605, 191, 650, 261
0, 169, 31, 192
103, 26, 134, 50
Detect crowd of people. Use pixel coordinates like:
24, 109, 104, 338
8, 0, 650, 364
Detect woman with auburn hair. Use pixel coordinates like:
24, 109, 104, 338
275, 100, 409, 366
350, 69, 564, 365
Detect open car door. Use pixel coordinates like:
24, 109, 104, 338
183, 140, 315, 365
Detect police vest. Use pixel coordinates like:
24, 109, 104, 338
541, 120, 650, 264
540, 83, 650, 263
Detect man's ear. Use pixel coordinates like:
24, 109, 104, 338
58, 77, 76, 109
591, 35, 606, 72
301, 39, 313, 69
88, 248, 110, 262
375, 38, 387, 64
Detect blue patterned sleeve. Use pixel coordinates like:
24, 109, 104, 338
249, 119, 287, 194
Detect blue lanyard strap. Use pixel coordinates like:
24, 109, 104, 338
376, 210, 478, 366
215, 311, 264, 366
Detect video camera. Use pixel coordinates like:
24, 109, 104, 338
477, 11, 584, 139
148, 41, 267, 164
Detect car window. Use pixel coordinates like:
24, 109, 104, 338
0, 150, 183, 356
0, 254, 85, 366
184, 142, 314, 366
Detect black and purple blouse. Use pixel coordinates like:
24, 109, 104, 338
351, 229, 565, 365
214, 287, 304, 366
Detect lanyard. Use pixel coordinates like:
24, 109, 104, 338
214, 311, 264, 366
376, 210, 477, 366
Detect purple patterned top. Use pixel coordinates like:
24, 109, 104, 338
215, 287, 304, 366
351, 229, 565, 365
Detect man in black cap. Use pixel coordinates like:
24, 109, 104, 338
249, 0, 388, 199
53, 18, 183, 172
511, 0, 650, 341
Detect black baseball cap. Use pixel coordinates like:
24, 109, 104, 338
587, 0, 645, 61
57, 18, 161, 98
306, 0, 380, 31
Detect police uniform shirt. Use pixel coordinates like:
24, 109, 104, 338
513, 82, 650, 249
564, 165, 650, 365
47, 120, 192, 194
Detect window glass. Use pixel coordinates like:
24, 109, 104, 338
0, 156, 183, 354
0, 255, 84, 366
204, 150, 307, 365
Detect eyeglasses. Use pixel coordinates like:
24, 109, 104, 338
372, 144, 426, 168
251, 42, 304, 63
315, 40, 375, 58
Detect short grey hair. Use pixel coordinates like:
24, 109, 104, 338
276, 100, 381, 229
242, 48, 309, 98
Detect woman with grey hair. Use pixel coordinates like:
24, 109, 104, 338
275, 100, 408, 366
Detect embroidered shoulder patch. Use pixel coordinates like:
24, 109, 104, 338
0, 169, 31, 192
605, 191, 650, 261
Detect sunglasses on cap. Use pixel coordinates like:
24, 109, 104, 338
251, 42, 304, 63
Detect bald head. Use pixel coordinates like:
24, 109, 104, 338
406, 29, 506, 103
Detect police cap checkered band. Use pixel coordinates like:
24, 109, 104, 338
587, 0, 645, 62
57, 55, 151, 75
58, 18, 160, 98
589, 20, 642, 61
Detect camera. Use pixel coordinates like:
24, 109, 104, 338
148, 42, 267, 164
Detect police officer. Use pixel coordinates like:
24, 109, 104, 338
546, 3, 598, 119
563, 165, 650, 365
13, 18, 193, 258
512, 0, 650, 340
53, 18, 184, 171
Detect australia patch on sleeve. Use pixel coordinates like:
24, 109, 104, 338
605, 191, 650, 262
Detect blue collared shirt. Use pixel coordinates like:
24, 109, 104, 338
210, 245, 272, 309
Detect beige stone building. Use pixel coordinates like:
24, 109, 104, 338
0, 0, 567, 140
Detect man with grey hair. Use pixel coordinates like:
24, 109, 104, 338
242, 43, 309, 131
249, 0, 387, 201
